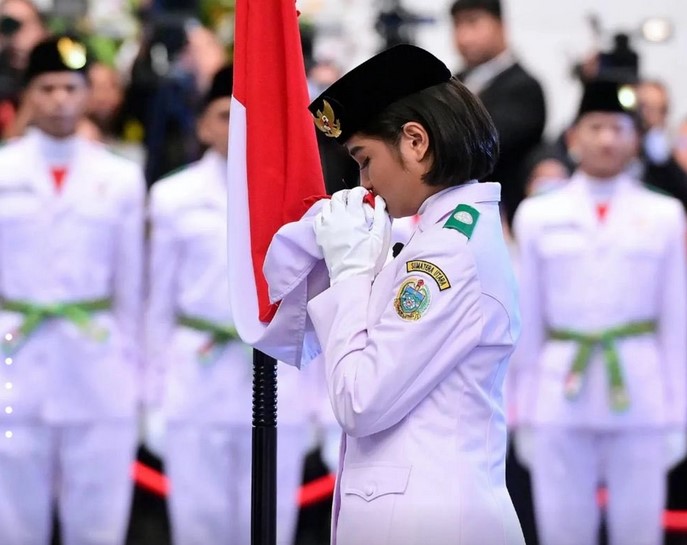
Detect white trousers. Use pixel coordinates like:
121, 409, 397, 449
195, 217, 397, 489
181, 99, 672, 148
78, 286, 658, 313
0, 422, 137, 545
531, 428, 666, 545
165, 423, 308, 545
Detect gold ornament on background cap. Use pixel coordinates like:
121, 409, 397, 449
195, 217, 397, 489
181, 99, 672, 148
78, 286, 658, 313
57, 37, 87, 70
618, 85, 638, 111
314, 100, 342, 138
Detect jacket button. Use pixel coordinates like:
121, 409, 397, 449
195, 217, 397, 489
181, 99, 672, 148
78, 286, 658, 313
364, 483, 376, 497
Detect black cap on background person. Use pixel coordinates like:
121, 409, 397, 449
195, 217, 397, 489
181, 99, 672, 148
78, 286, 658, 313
23, 34, 89, 84
576, 78, 639, 122
199, 63, 232, 112
449, 0, 502, 20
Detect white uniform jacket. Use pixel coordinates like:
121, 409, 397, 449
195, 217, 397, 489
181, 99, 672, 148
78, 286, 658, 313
512, 173, 687, 429
0, 129, 144, 422
145, 151, 258, 424
306, 183, 524, 545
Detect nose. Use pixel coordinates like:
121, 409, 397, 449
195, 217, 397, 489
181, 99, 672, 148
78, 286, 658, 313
597, 127, 617, 148
360, 172, 372, 190
52, 87, 71, 107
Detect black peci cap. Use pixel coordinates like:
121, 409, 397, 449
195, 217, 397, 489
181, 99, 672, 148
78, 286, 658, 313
24, 35, 89, 85
450, 0, 502, 19
576, 79, 639, 120
308, 44, 452, 143
201, 64, 233, 111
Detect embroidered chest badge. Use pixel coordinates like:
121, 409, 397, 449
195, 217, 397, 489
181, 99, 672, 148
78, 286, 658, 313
394, 277, 430, 321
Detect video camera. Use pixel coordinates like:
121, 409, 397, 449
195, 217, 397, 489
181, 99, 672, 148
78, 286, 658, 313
597, 33, 639, 83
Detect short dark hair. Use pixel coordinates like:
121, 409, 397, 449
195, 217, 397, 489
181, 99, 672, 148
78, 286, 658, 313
450, 0, 502, 20
358, 78, 499, 187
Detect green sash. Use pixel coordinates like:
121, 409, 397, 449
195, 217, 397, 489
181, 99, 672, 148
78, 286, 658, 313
549, 320, 656, 412
1, 297, 111, 356
177, 314, 239, 364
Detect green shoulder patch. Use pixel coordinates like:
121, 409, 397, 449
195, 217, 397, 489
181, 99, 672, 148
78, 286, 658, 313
443, 204, 480, 239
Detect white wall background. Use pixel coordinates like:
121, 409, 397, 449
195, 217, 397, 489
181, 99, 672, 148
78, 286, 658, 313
307, 0, 687, 138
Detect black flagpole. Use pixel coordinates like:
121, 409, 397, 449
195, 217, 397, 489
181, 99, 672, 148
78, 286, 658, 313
251, 348, 278, 545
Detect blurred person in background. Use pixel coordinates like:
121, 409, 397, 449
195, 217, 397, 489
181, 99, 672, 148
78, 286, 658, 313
553, 79, 687, 211
86, 62, 125, 141
0, 0, 46, 138
450, 0, 546, 226
145, 64, 311, 545
450, 2, 546, 540
0, 35, 144, 545
129, 15, 226, 186
675, 117, 687, 175
522, 143, 571, 198
635, 80, 687, 210
307, 58, 341, 100
85, 61, 146, 164
512, 79, 687, 545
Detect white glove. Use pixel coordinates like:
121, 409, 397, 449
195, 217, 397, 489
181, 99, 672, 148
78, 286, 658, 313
666, 429, 687, 470
513, 427, 535, 469
142, 406, 167, 459
330, 188, 377, 231
314, 186, 391, 285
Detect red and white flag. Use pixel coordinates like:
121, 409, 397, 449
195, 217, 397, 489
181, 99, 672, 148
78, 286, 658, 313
227, 0, 325, 362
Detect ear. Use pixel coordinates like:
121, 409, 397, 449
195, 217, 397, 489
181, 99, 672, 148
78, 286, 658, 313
196, 115, 210, 147
400, 122, 430, 162
565, 125, 579, 163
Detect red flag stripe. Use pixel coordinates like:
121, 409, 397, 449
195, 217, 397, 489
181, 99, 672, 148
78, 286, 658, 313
232, 0, 325, 323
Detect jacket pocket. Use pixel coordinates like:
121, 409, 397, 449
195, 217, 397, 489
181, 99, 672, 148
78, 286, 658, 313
343, 463, 411, 502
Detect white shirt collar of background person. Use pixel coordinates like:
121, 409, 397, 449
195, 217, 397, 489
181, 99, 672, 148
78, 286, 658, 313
463, 49, 516, 95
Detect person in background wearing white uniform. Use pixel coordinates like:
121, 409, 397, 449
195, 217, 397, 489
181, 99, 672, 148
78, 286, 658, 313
512, 79, 687, 545
0, 35, 144, 545
145, 64, 310, 545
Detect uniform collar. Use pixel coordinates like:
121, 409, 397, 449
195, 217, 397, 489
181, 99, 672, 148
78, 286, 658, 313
563, 171, 640, 234
28, 127, 79, 165
416, 181, 501, 232
568, 170, 637, 200
195, 149, 229, 209
200, 149, 227, 181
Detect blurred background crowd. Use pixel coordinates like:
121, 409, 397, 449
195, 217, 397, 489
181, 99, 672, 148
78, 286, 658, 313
1, 0, 687, 544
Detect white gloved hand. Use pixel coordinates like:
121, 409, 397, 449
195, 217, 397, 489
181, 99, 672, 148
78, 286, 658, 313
314, 186, 391, 285
513, 427, 535, 469
330, 188, 377, 233
666, 429, 687, 470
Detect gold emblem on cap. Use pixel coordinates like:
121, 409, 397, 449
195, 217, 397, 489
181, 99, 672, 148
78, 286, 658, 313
618, 85, 637, 111
314, 100, 342, 138
57, 37, 87, 70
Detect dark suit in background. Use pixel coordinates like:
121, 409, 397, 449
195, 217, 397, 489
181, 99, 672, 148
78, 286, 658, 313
459, 62, 546, 224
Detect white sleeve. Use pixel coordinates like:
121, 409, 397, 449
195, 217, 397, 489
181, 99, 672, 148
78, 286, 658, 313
113, 169, 145, 394
510, 204, 546, 426
658, 204, 687, 426
143, 186, 179, 407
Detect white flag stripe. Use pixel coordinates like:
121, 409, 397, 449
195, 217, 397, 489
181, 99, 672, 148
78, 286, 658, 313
227, 97, 310, 367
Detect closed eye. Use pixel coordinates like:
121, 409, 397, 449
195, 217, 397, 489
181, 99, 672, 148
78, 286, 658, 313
359, 158, 370, 171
